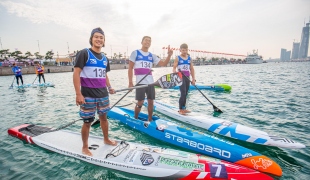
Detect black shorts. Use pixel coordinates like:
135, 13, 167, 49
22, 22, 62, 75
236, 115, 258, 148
135, 84, 155, 101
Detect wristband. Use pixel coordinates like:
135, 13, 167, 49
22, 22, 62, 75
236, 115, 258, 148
108, 86, 112, 90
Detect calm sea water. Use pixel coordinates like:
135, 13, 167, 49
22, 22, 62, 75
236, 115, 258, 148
0, 62, 309, 180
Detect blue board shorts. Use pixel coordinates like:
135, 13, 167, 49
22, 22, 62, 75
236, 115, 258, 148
79, 96, 110, 122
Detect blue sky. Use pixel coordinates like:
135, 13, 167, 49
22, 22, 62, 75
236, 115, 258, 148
0, 0, 309, 59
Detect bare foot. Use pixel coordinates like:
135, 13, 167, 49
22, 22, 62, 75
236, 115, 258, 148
178, 110, 186, 115
184, 109, 191, 113
104, 139, 117, 146
82, 147, 93, 156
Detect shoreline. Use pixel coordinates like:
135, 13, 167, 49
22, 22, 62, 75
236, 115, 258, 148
0, 64, 132, 76
1, 61, 308, 76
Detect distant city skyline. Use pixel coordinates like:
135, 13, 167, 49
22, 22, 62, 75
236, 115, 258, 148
0, 0, 310, 59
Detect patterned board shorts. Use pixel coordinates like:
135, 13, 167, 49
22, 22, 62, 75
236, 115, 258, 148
79, 96, 110, 122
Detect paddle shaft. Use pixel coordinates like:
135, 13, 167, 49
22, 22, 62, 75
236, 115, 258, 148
91, 70, 153, 127
111, 70, 153, 108
9, 76, 16, 88
179, 71, 223, 113
32, 75, 38, 84
115, 83, 158, 92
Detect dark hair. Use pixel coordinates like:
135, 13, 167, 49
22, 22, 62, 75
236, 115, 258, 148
89, 27, 105, 47
180, 43, 188, 49
141, 36, 151, 42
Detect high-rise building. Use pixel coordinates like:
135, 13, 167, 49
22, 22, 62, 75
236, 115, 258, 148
291, 42, 300, 60
280, 48, 291, 61
298, 22, 310, 59
280, 48, 287, 61
285, 50, 291, 61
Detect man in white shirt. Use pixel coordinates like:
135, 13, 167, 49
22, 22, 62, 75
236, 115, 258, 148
128, 36, 173, 122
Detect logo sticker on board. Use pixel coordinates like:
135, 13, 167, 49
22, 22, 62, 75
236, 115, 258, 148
156, 124, 167, 132
251, 158, 273, 169
209, 163, 228, 179
140, 153, 154, 166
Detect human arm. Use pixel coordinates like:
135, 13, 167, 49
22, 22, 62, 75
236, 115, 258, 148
73, 50, 88, 106
172, 56, 178, 73
105, 74, 115, 94
128, 61, 134, 88
73, 67, 85, 105
157, 45, 173, 66
128, 50, 136, 88
190, 61, 196, 85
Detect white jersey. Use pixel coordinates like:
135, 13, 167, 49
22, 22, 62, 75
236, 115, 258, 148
129, 49, 160, 84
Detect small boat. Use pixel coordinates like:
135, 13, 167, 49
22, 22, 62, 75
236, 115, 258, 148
146, 100, 305, 149
107, 106, 282, 176
8, 124, 274, 180
245, 50, 263, 64
171, 84, 231, 91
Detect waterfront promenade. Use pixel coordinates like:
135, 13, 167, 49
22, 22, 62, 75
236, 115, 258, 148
0, 64, 131, 76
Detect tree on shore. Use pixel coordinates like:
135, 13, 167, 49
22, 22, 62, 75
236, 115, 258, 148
34, 52, 44, 60
118, 52, 122, 59
0, 49, 10, 61
45, 50, 54, 61
25, 51, 33, 59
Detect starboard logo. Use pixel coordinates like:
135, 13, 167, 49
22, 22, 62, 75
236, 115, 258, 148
137, 55, 143, 59
90, 59, 97, 64
140, 153, 154, 166
180, 60, 183, 63
103, 61, 107, 66
242, 153, 253, 158
148, 56, 153, 61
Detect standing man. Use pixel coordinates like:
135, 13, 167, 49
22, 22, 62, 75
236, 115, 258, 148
128, 36, 173, 122
11, 63, 24, 86
73, 27, 116, 156
35, 63, 46, 84
173, 43, 196, 115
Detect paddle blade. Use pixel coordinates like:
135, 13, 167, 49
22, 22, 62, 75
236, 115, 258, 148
91, 120, 100, 127
157, 72, 183, 89
213, 106, 223, 113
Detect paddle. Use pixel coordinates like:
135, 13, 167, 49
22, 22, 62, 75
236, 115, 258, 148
32, 76, 38, 84
91, 69, 154, 127
179, 71, 223, 113
9, 76, 16, 89
115, 72, 183, 92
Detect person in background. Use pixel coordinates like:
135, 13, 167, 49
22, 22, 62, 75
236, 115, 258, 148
128, 36, 173, 122
73, 27, 116, 156
173, 43, 196, 115
35, 63, 46, 83
11, 63, 23, 86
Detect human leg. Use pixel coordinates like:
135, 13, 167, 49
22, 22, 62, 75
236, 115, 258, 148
146, 86, 155, 121
81, 122, 92, 156
38, 74, 41, 83
79, 97, 96, 156
179, 76, 190, 114
42, 74, 45, 83
135, 85, 147, 119
20, 75, 24, 85
16, 76, 20, 85
97, 96, 117, 146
